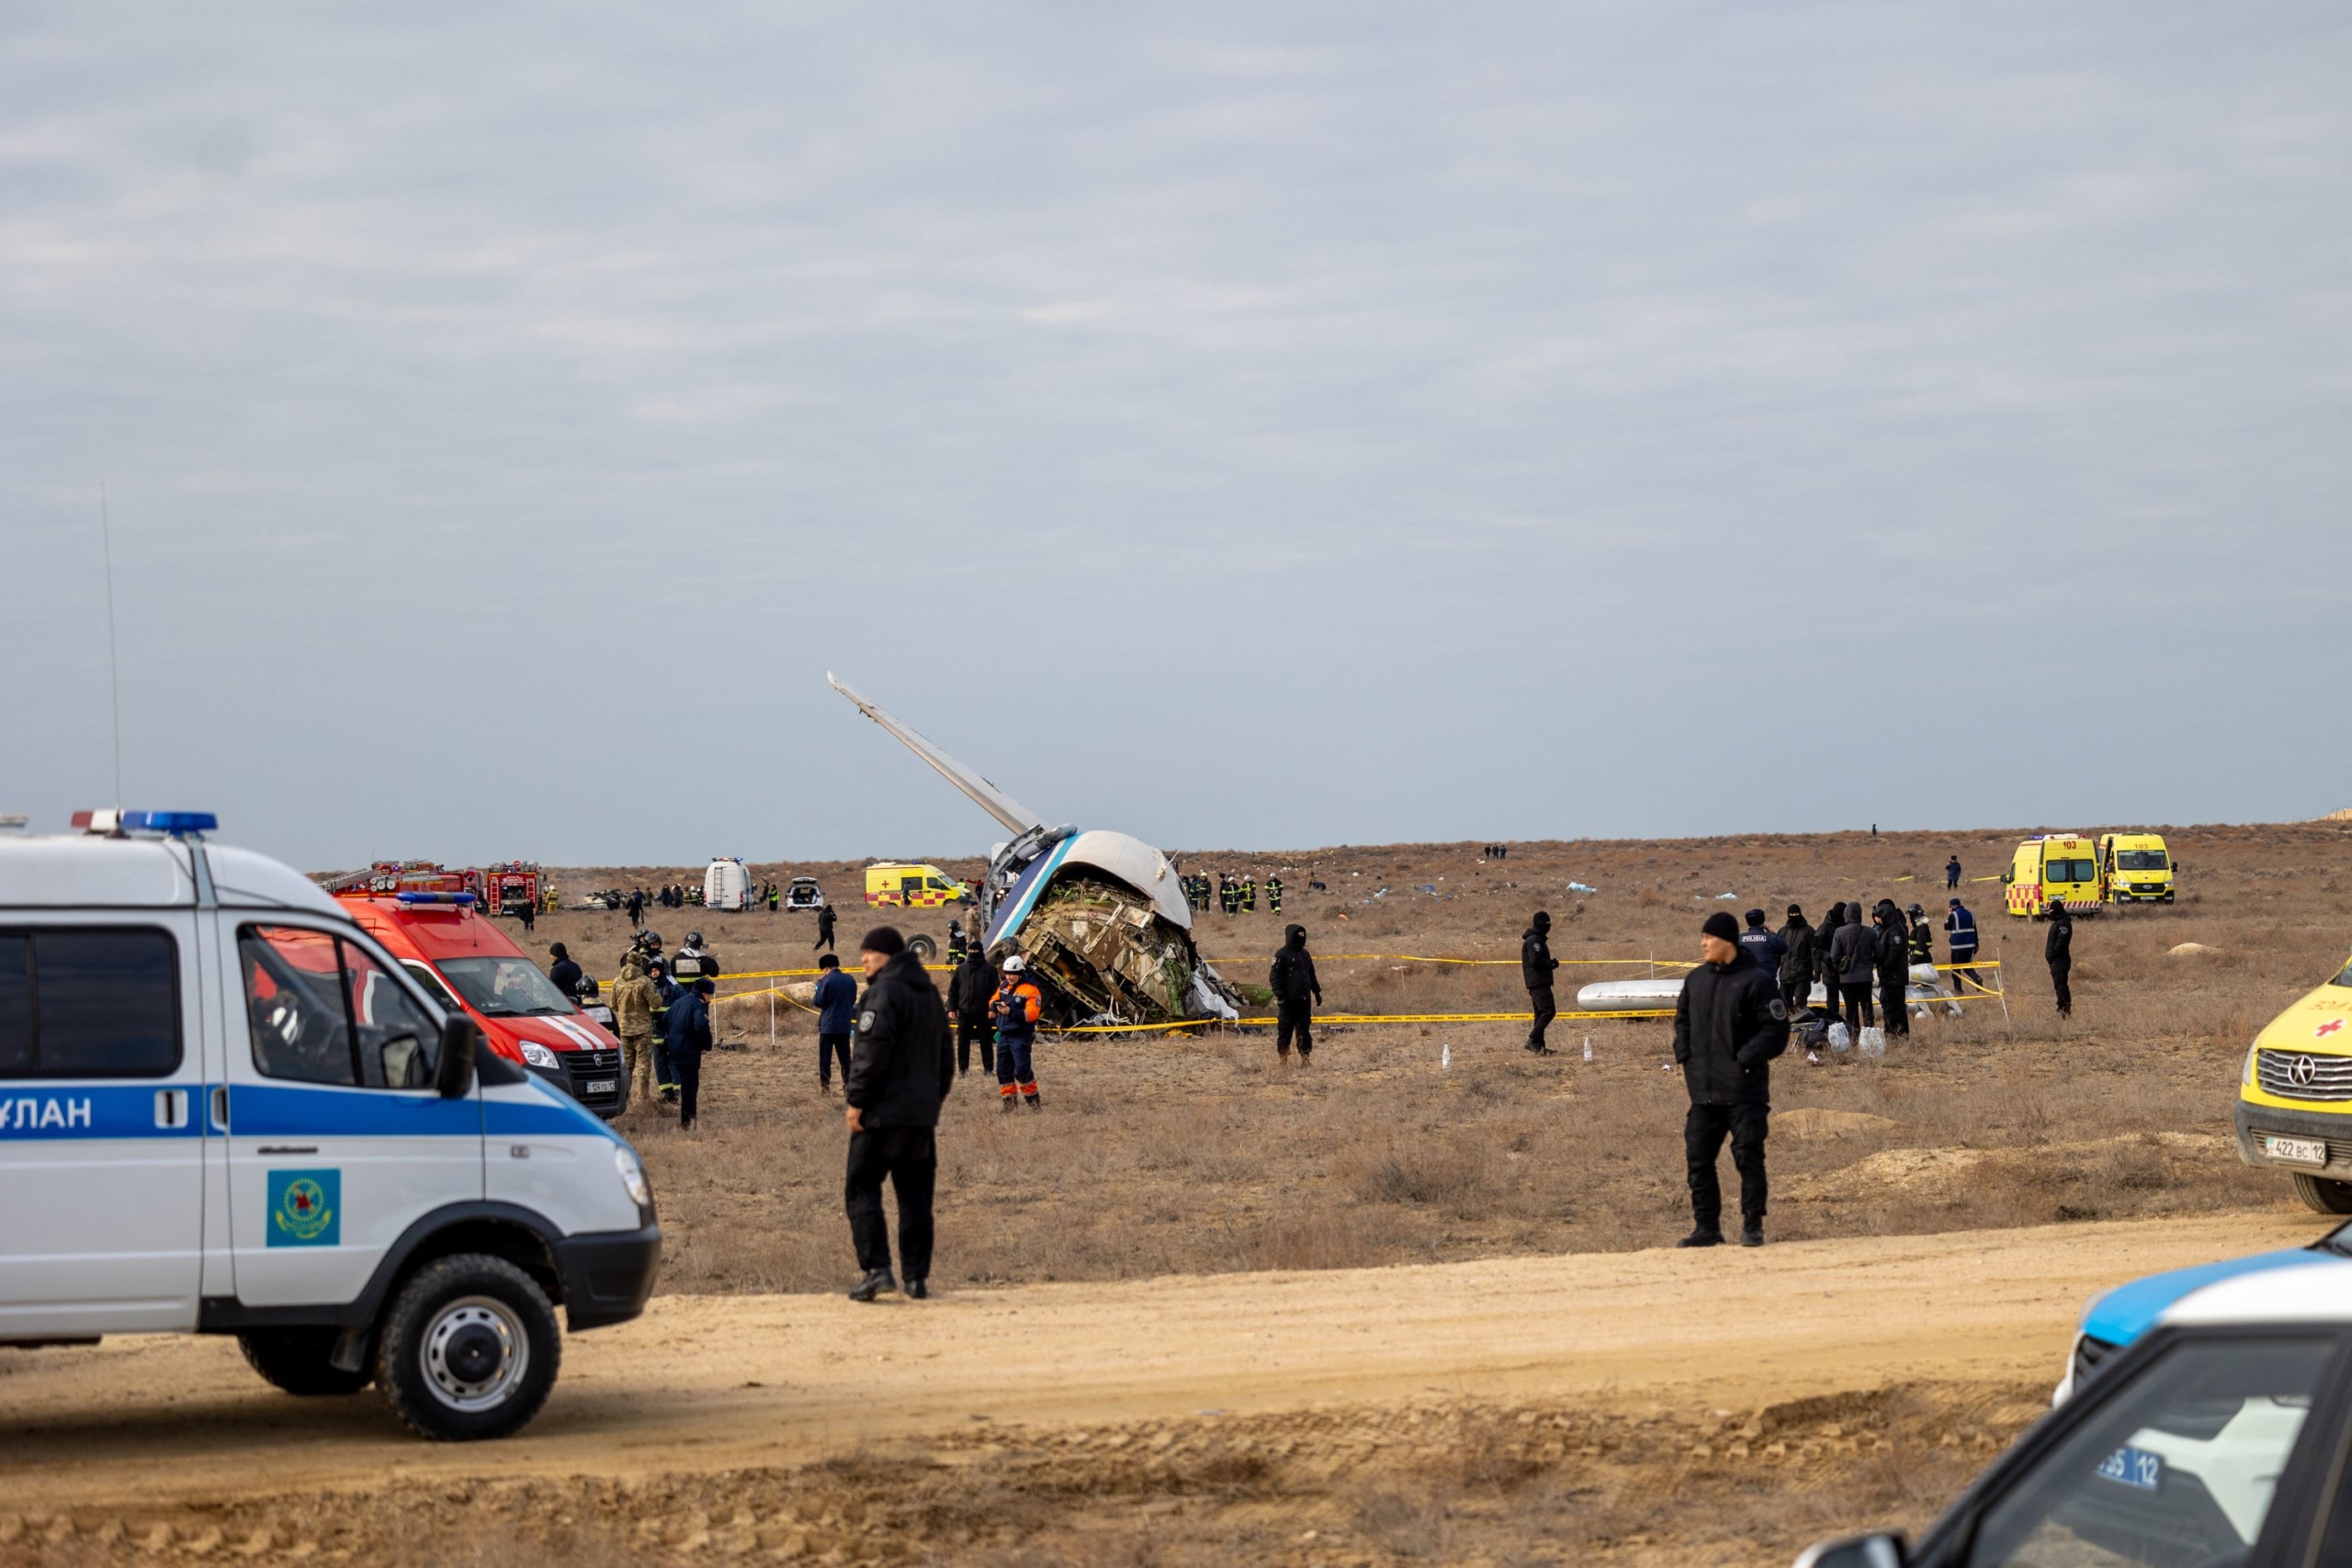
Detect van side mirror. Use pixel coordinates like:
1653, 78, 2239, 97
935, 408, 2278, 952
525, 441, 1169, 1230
2000, 871, 2012, 884
435, 1015, 478, 1099
1793, 1533, 1905, 1568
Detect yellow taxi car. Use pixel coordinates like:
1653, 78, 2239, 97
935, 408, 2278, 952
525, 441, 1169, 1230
2002, 833, 2101, 918
2098, 830, 2177, 906
863, 862, 971, 908
2235, 950, 2352, 1213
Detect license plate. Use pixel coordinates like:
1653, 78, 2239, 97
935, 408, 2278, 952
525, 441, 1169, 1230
2267, 1135, 2329, 1168
2098, 1446, 2162, 1491
583, 1079, 617, 1096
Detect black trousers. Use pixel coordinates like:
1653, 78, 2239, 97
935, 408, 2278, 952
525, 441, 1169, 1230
1781, 976, 1808, 1018
1527, 986, 1556, 1050
2051, 960, 2072, 1017
675, 1048, 702, 1128
1277, 999, 1313, 1055
1839, 981, 1876, 1029
818, 1032, 852, 1086
814, 929, 835, 953
956, 1015, 994, 1075
1817, 974, 1841, 1027
845, 1125, 936, 1280
1686, 1101, 1769, 1231
1879, 978, 1909, 1036
1951, 953, 1981, 992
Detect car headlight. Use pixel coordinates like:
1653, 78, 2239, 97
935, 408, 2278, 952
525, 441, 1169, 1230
2245, 1045, 2259, 1086
520, 1041, 561, 1071
615, 1146, 652, 1209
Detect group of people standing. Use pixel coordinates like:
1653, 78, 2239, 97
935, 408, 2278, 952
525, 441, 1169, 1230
606, 928, 724, 1127
1183, 873, 1283, 915
1735, 897, 1990, 1061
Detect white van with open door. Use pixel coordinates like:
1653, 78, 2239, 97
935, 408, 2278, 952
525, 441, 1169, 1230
0, 811, 661, 1440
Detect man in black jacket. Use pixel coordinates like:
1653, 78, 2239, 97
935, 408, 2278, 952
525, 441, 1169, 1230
1776, 905, 1815, 1021
2045, 898, 2074, 1018
1269, 924, 1322, 1062
946, 946, 997, 1076
1829, 905, 1878, 1034
1673, 912, 1790, 1247
1522, 911, 1560, 1055
843, 926, 955, 1303
1874, 902, 1912, 1039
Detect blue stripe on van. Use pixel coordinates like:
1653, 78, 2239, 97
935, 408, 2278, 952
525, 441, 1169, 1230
2082, 1248, 2337, 1346
228, 1082, 483, 1138
0, 1084, 203, 1141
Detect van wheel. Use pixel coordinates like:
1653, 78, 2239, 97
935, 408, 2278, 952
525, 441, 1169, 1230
374, 1254, 560, 1440
237, 1328, 370, 1396
908, 933, 937, 962
2292, 1173, 2352, 1214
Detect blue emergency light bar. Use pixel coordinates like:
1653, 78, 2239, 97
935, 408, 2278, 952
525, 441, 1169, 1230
394, 891, 477, 906
120, 810, 219, 835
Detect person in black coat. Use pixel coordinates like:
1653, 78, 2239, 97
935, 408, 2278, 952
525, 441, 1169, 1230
1830, 905, 1879, 1033
1776, 905, 1815, 1020
1814, 903, 1846, 1031
2045, 898, 2075, 1018
945, 947, 997, 1076
1521, 911, 1560, 1055
842, 926, 955, 1303
546, 942, 582, 1000
1269, 924, 1323, 1062
1872, 902, 1911, 1038
1673, 912, 1790, 1247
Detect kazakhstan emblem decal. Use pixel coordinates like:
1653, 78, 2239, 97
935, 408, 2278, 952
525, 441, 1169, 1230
267, 1168, 341, 1247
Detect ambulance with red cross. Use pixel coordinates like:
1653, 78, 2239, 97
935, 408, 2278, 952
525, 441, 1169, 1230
2002, 833, 2102, 918
0, 810, 660, 1441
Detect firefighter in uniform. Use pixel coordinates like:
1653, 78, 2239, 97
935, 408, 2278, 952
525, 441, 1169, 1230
990, 953, 1044, 1110
1267, 874, 1283, 914
1907, 905, 1935, 967
1242, 875, 1257, 913
648, 959, 681, 1104
946, 920, 967, 965
670, 931, 721, 991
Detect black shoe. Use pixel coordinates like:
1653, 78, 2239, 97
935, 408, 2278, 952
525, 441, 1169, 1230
907, 1279, 929, 1300
1526, 1043, 1555, 1055
1000, 1097, 1016, 1112
1741, 1224, 1764, 1248
1677, 1228, 1724, 1248
848, 1269, 896, 1303
1025, 1092, 1042, 1109
660, 1088, 678, 1104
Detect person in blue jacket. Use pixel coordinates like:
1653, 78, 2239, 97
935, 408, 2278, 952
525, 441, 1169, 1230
670, 978, 715, 1131
1944, 897, 1982, 993
812, 952, 859, 1093
649, 959, 683, 1106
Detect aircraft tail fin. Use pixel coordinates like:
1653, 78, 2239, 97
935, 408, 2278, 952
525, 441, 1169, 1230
828, 674, 1046, 836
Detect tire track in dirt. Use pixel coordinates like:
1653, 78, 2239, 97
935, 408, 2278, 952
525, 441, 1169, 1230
0, 1209, 2317, 1514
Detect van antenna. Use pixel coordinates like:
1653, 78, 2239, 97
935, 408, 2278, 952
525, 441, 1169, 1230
99, 480, 124, 810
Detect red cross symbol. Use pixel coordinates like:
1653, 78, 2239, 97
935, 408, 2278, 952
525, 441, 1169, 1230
2319, 1020, 2345, 1039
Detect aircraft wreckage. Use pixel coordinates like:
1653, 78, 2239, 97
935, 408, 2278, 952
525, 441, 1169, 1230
830, 675, 1240, 1028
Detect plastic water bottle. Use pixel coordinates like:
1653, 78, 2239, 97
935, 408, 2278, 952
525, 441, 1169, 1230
1582, 1037, 1593, 1062
1442, 1041, 1451, 1070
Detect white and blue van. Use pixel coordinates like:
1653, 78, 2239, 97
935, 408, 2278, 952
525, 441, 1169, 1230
0, 813, 661, 1440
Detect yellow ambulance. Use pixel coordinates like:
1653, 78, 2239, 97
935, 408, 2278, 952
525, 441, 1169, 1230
2098, 831, 2177, 906
2001, 834, 2101, 918
863, 863, 971, 908
2234, 949, 2352, 1212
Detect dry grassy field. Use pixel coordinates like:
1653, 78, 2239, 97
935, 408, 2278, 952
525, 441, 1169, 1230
562, 819, 2349, 1296
12, 819, 2352, 1568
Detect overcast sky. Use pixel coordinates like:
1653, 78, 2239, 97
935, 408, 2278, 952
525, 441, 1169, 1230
5, 3, 2347, 872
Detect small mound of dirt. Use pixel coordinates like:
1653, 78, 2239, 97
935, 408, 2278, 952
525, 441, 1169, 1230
1775, 1109, 1900, 1140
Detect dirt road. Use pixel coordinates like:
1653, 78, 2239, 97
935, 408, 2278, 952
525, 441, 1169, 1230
3, 1209, 2314, 1517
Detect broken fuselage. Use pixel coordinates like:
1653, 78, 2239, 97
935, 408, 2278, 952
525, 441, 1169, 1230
830, 676, 1238, 1028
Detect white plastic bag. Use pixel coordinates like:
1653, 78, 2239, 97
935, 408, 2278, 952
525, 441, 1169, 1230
1859, 1025, 1886, 1058
1826, 1022, 1851, 1053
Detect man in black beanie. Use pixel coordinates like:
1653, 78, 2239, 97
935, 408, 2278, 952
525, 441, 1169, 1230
1521, 910, 1560, 1055
1672, 911, 1790, 1247
843, 925, 955, 1302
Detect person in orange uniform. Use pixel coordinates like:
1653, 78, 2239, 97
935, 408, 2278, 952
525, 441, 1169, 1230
990, 953, 1044, 1111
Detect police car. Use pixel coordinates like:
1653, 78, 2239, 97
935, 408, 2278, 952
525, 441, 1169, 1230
0, 812, 661, 1440
1797, 1247, 2352, 1568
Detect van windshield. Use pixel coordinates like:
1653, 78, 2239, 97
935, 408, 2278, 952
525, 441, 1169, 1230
2117, 851, 2169, 872
2334, 960, 2352, 990
436, 956, 575, 1018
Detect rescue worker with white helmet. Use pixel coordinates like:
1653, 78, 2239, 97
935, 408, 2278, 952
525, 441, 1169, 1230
990, 954, 1044, 1110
